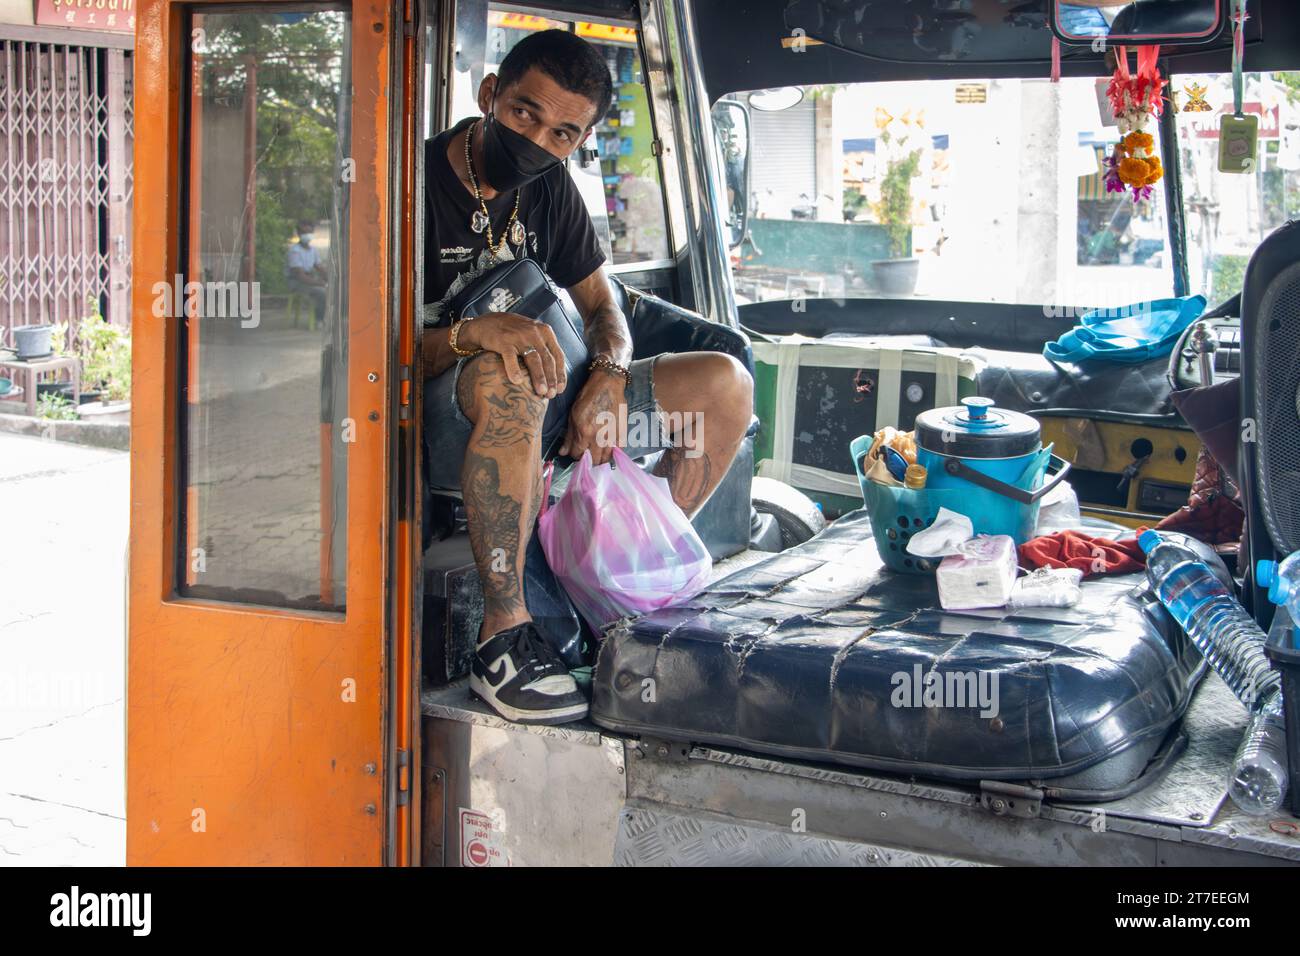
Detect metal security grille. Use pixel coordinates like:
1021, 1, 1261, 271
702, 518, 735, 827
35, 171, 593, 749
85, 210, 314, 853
750, 97, 816, 219
0, 40, 134, 350
1254, 261, 1300, 555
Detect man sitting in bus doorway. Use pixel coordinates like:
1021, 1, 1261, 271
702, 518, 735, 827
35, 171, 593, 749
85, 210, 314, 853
420, 29, 753, 725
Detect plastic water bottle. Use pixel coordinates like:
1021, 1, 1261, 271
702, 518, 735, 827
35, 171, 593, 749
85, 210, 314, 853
1138, 530, 1280, 709
1257, 551, 1300, 627
1229, 690, 1288, 815
1140, 530, 1289, 815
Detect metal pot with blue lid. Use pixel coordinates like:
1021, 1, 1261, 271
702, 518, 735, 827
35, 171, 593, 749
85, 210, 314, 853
913, 397, 1071, 544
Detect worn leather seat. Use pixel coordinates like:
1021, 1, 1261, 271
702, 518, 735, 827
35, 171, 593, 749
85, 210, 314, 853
591, 509, 1204, 790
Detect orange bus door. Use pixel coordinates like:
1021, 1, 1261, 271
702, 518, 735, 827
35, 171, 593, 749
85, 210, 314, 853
128, 0, 415, 865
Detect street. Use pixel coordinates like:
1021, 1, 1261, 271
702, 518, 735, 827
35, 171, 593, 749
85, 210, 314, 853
0, 433, 127, 865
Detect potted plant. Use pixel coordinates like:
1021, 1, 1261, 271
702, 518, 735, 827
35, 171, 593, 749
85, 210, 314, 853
50, 320, 101, 404
75, 298, 131, 424
869, 132, 923, 296
842, 186, 869, 223
37, 391, 79, 422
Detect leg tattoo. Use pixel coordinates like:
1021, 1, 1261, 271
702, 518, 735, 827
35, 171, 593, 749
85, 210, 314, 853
457, 354, 547, 635
463, 452, 525, 619
655, 445, 713, 516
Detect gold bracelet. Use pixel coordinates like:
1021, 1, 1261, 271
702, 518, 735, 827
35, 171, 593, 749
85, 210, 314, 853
449, 318, 481, 357
589, 357, 631, 383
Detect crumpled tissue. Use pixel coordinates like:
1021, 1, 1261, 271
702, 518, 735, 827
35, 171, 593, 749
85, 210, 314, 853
905, 508, 975, 559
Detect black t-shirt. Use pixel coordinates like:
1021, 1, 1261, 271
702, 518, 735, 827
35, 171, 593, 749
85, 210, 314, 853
421, 116, 605, 320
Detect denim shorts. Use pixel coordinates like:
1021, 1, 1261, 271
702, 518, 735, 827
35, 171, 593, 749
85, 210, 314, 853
424, 353, 665, 492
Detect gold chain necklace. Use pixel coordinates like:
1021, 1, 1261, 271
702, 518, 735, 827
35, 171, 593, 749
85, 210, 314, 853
464, 120, 524, 257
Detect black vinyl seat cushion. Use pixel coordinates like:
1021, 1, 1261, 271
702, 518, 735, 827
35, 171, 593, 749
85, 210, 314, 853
591, 510, 1204, 785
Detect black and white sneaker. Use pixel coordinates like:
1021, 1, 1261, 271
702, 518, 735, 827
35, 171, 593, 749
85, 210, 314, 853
469, 622, 589, 725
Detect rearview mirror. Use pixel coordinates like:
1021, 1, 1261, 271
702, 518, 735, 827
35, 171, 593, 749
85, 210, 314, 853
747, 87, 804, 112
711, 100, 751, 250
1051, 0, 1223, 47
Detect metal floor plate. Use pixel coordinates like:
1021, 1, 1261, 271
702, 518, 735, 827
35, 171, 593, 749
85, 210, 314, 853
1054, 672, 1241, 828
614, 802, 986, 867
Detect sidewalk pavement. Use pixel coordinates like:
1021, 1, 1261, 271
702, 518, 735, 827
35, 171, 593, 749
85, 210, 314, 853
0, 432, 128, 865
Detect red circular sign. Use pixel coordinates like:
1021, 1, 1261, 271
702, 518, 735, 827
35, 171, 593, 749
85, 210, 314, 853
466, 839, 489, 866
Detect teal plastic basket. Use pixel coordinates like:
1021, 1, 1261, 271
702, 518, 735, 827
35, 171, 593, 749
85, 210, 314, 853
851, 433, 1067, 575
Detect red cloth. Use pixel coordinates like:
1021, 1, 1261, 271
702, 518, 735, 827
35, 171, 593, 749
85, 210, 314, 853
1019, 530, 1146, 578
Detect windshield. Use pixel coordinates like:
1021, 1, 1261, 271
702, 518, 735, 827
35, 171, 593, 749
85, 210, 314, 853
1173, 70, 1300, 304
730, 77, 1175, 314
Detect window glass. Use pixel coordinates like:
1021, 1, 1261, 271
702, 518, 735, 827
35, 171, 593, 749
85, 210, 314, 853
179, 7, 350, 610
1173, 71, 1300, 303
442, 5, 670, 267
730, 77, 1174, 312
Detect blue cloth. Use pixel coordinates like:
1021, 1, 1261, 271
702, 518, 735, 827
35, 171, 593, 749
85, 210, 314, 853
1057, 5, 1110, 37
1044, 295, 1207, 365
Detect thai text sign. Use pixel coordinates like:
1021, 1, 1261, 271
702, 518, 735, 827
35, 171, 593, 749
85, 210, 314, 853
35, 0, 135, 34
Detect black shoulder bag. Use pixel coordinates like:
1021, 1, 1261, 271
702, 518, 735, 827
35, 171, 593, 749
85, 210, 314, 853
442, 256, 590, 456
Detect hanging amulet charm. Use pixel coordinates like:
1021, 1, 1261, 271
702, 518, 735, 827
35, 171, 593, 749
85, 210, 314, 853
470, 209, 489, 234
509, 219, 525, 247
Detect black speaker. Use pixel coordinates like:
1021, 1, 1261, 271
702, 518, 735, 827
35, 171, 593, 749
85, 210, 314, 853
1240, 220, 1300, 626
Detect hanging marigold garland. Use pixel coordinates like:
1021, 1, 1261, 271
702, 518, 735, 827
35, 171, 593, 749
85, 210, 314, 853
1103, 46, 1166, 202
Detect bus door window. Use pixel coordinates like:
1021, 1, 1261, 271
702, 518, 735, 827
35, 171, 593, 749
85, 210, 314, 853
180, 7, 351, 610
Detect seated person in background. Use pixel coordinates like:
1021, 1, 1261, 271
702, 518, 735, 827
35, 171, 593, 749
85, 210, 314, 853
286, 220, 328, 325
421, 29, 752, 725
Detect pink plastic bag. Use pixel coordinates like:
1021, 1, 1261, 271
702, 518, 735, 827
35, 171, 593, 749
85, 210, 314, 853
538, 447, 712, 633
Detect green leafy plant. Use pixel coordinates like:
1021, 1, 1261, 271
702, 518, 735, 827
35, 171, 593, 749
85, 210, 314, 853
78, 297, 132, 402
1210, 253, 1249, 306
49, 320, 70, 358
37, 392, 78, 421
198, 14, 343, 287
872, 146, 922, 259
843, 186, 868, 222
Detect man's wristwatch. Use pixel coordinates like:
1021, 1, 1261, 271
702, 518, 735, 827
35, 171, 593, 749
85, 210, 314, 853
589, 357, 631, 383
449, 317, 481, 357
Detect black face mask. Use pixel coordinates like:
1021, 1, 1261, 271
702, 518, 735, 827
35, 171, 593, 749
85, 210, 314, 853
480, 110, 564, 192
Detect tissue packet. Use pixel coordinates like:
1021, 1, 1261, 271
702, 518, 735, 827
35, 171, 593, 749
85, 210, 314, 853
936, 535, 1018, 610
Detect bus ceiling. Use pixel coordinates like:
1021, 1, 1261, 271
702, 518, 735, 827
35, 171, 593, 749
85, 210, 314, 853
691, 0, 1296, 100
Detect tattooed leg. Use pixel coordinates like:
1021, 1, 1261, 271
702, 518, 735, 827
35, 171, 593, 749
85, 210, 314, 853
458, 353, 547, 640
646, 351, 754, 517
653, 446, 714, 516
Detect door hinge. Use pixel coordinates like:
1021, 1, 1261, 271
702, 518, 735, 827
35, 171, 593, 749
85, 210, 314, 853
635, 736, 691, 763
398, 364, 412, 421
980, 780, 1042, 819
396, 748, 411, 806
650, 137, 663, 157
